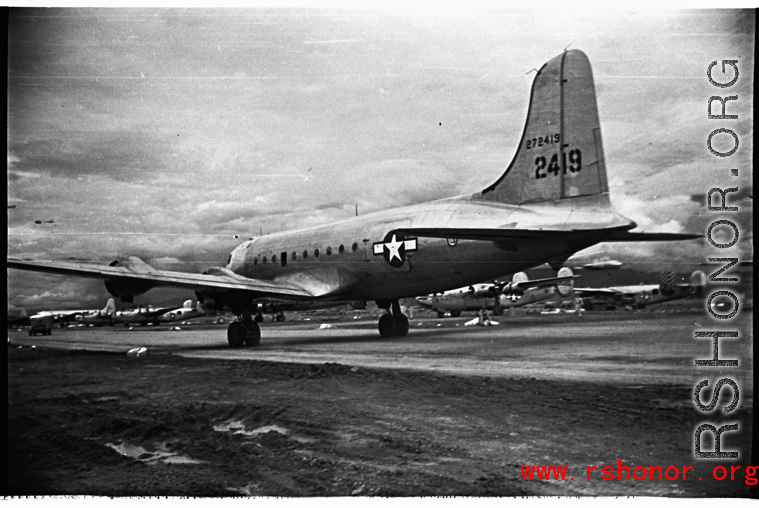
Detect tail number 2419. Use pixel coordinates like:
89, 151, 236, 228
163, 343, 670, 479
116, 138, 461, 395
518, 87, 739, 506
534, 149, 582, 179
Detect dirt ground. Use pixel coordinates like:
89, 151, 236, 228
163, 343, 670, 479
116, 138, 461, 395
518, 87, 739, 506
7, 342, 753, 497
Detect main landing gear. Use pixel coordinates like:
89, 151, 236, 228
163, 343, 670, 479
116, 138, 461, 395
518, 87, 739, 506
227, 307, 261, 348
377, 300, 410, 338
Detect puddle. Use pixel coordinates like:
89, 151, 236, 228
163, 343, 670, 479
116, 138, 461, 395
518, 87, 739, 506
213, 420, 317, 443
106, 441, 204, 465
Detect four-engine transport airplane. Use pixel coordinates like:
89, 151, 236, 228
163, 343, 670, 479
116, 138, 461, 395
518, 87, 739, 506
7, 50, 700, 347
112, 301, 186, 326
416, 268, 575, 317
573, 270, 707, 310
74, 298, 116, 326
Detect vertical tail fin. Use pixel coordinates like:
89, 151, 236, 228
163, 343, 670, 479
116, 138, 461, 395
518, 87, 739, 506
481, 49, 609, 204
104, 298, 116, 315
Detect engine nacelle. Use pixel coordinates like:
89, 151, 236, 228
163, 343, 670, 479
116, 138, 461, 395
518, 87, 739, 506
104, 279, 156, 303
104, 257, 160, 302
501, 273, 528, 296
474, 287, 498, 298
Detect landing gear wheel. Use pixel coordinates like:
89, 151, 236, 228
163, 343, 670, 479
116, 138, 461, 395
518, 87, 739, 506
437, 311, 446, 319
450, 310, 461, 317
378, 313, 396, 337
244, 321, 261, 347
275, 314, 285, 322
394, 314, 409, 336
227, 321, 246, 348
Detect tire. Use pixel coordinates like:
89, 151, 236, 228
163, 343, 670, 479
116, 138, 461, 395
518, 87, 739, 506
275, 314, 285, 322
244, 321, 261, 347
254, 314, 264, 323
437, 311, 446, 319
394, 314, 409, 337
227, 322, 246, 348
378, 314, 396, 337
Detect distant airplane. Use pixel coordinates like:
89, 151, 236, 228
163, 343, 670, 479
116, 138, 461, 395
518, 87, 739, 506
75, 298, 116, 326
252, 300, 367, 322
573, 270, 707, 310
34, 219, 56, 224
155, 300, 207, 324
8, 306, 96, 328
112, 302, 184, 326
8, 49, 700, 347
416, 268, 576, 317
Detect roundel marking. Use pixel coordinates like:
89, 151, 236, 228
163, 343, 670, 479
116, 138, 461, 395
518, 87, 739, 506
372, 232, 418, 268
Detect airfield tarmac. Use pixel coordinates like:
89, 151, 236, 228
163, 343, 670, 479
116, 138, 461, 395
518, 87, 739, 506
7, 309, 754, 497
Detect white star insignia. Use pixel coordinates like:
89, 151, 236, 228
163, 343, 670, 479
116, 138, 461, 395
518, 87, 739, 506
385, 234, 403, 262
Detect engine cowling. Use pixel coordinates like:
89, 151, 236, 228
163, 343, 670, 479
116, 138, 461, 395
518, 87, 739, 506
104, 279, 156, 303
104, 257, 160, 302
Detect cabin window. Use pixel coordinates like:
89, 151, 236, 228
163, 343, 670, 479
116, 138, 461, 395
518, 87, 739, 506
262, 257, 267, 264
326, 246, 332, 256
253, 257, 258, 265
338, 244, 345, 254
352, 242, 359, 252
303, 250, 308, 259
280, 252, 287, 267
291, 252, 297, 261
314, 248, 320, 258
271, 255, 277, 264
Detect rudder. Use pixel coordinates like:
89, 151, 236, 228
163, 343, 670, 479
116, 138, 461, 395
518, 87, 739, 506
482, 50, 609, 204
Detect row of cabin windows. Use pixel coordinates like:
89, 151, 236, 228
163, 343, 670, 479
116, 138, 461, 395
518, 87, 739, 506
252, 242, 360, 266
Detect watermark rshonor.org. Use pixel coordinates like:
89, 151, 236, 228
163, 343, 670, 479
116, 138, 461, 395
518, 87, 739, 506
693, 58, 743, 460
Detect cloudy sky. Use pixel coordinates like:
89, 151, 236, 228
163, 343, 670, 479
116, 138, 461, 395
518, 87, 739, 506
7, 8, 754, 310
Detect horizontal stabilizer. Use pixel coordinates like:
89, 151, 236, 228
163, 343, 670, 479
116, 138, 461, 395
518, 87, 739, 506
397, 227, 587, 242
604, 231, 702, 242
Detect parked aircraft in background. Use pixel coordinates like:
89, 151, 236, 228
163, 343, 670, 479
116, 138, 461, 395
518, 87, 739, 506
7, 49, 700, 347
573, 270, 706, 310
155, 300, 206, 324
252, 301, 367, 322
416, 268, 576, 317
113, 302, 184, 326
8, 306, 100, 328
75, 299, 116, 326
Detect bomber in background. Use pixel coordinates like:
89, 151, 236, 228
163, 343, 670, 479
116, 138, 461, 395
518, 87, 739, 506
75, 299, 116, 327
416, 268, 576, 317
573, 270, 706, 310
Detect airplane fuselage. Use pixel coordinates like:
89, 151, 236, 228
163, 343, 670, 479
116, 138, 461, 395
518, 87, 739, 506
226, 194, 623, 303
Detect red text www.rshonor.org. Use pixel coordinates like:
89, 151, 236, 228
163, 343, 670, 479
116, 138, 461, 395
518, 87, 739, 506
520, 461, 758, 484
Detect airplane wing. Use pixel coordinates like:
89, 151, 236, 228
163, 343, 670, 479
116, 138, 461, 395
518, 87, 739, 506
573, 288, 623, 296
397, 227, 701, 243
7, 257, 317, 300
